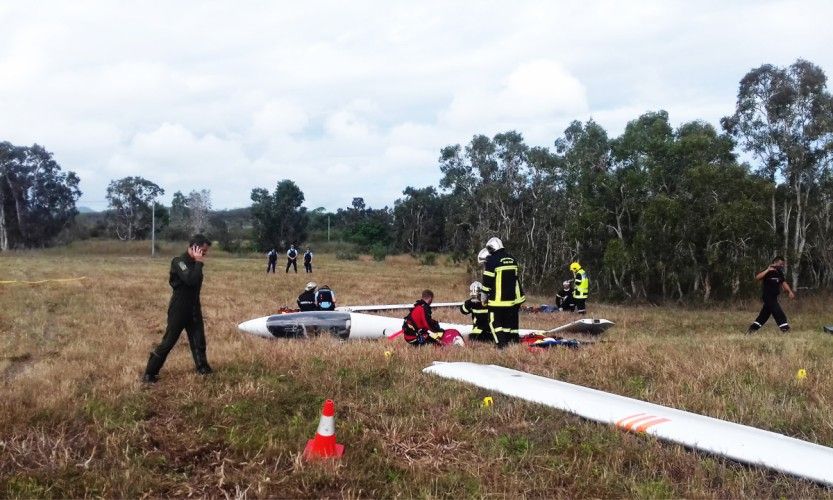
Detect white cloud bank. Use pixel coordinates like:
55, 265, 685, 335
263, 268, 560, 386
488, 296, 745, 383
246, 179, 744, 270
1, 1, 832, 210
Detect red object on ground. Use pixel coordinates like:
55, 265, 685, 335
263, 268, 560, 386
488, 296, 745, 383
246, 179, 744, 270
303, 399, 345, 460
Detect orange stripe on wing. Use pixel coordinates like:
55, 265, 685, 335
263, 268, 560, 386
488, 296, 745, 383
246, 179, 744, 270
615, 413, 645, 428
634, 417, 671, 432
621, 415, 659, 431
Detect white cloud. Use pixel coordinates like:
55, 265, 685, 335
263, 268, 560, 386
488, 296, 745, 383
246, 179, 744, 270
0, 0, 831, 211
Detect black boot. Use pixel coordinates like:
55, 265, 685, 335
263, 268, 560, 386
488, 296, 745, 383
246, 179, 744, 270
142, 352, 164, 382
193, 350, 213, 375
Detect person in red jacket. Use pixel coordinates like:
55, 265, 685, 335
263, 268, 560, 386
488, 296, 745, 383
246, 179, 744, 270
403, 289, 445, 346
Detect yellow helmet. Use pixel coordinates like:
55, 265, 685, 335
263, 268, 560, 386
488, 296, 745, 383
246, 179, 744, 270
569, 262, 581, 272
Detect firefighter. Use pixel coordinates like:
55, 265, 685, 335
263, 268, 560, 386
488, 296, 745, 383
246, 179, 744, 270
286, 244, 299, 273
556, 279, 575, 311
315, 284, 336, 311
570, 261, 589, 314
747, 256, 795, 334
304, 248, 313, 273
481, 237, 525, 347
142, 234, 213, 383
460, 281, 490, 343
403, 289, 445, 346
297, 282, 317, 311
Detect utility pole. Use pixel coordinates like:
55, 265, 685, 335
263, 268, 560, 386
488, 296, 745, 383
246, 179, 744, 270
151, 199, 156, 257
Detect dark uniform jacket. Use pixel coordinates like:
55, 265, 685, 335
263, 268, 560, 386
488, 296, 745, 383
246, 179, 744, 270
168, 252, 204, 319
482, 249, 525, 307
297, 290, 317, 311
460, 298, 489, 335
762, 268, 786, 299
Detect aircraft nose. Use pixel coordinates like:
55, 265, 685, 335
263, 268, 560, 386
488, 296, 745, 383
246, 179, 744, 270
238, 317, 270, 338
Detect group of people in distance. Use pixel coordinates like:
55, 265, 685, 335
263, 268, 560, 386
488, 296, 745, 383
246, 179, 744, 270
296, 282, 336, 311
267, 244, 313, 274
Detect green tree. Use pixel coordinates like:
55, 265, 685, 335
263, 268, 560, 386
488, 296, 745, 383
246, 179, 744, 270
250, 179, 308, 251
0, 142, 81, 250
105, 176, 164, 241
722, 59, 833, 288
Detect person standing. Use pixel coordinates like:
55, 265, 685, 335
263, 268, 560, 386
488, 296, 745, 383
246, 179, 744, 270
315, 284, 336, 311
747, 256, 795, 334
570, 262, 589, 314
143, 234, 213, 383
297, 282, 317, 311
304, 248, 313, 273
266, 248, 278, 273
481, 237, 525, 347
460, 281, 491, 343
286, 244, 299, 273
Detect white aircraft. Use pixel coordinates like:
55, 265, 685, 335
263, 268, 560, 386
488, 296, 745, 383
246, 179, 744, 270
237, 304, 614, 341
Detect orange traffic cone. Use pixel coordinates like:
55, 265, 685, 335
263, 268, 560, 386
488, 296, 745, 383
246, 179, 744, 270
303, 399, 345, 460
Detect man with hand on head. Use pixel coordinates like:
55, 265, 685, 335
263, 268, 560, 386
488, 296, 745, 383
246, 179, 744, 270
143, 234, 213, 383
747, 256, 795, 334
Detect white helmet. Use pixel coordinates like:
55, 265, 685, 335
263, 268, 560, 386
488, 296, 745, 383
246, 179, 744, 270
486, 237, 504, 253
477, 248, 489, 265
562, 280, 571, 289
305, 281, 317, 291
469, 281, 482, 296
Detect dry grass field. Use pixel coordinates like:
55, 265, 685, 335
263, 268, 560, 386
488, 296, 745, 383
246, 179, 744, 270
2, 240, 833, 498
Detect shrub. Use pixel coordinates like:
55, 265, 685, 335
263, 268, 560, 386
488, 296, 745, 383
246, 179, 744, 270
336, 252, 359, 261
370, 244, 387, 262
420, 252, 437, 266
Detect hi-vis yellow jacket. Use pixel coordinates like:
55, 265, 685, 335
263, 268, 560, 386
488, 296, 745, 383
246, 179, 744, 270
573, 268, 589, 299
481, 249, 526, 307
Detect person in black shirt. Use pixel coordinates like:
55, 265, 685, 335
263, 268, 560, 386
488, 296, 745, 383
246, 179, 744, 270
304, 248, 313, 273
266, 248, 278, 273
143, 234, 213, 383
555, 280, 575, 312
747, 256, 796, 334
297, 282, 317, 311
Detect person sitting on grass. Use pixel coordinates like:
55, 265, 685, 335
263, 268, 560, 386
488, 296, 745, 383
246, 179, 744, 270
403, 289, 445, 346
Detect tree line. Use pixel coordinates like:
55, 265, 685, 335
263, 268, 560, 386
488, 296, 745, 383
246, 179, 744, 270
3, 59, 832, 301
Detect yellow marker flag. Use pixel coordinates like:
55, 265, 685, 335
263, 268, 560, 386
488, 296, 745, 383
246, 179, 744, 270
482, 396, 493, 407
796, 369, 807, 381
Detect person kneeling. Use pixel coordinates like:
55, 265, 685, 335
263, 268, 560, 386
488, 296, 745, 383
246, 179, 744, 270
403, 289, 445, 346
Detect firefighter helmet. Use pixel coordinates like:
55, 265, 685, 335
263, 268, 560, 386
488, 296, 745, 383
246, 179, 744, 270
477, 248, 489, 265
486, 237, 504, 253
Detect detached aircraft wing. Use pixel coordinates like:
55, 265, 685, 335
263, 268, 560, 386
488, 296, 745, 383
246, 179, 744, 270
423, 362, 833, 486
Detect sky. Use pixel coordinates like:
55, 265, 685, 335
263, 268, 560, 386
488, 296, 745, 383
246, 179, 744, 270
1, 1, 832, 211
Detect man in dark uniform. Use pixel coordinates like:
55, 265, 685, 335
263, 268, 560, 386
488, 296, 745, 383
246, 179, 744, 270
403, 289, 445, 346
143, 234, 213, 383
304, 248, 313, 273
747, 256, 795, 334
286, 244, 299, 273
555, 280, 575, 311
460, 281, 491, 343
266, 248, 278, 273
481, 237, 525, 348
297, 282, 317, 311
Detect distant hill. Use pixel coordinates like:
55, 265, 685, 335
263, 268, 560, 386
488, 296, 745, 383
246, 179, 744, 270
77, 206, 97, 214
